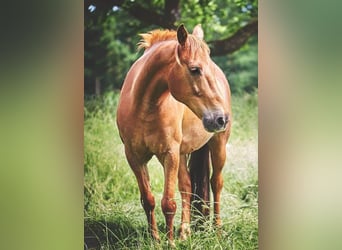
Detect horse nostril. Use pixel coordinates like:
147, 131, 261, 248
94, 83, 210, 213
202, 112, 228, 132
216, 116, 225, 126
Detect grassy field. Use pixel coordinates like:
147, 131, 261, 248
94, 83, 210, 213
84, 91, 258, 249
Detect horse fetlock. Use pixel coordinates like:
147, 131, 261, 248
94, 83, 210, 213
214, 214, 222, 227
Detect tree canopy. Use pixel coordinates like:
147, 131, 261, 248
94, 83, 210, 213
85, 0, 258, 95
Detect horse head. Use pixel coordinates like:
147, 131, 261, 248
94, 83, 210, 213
168, 24, 230, 133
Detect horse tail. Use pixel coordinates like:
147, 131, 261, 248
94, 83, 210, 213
189, 143, 210, 224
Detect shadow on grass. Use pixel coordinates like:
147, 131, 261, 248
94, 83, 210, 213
84, 218, 148, 250
85, 209, 258, 249
84, 204, 241, 249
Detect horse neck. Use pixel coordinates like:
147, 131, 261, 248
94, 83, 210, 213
133, 41, 177, 111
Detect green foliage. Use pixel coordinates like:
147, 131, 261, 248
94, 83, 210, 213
84, 92, 258, 249
85, 12, 142, 93
85, 0, 258, 95
214, 36, 258, 95
230, 90, 258, 141
180, 0, 257, 41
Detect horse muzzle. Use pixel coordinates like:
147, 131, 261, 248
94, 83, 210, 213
202, 111, 229, 133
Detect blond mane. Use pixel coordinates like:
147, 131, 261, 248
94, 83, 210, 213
137, 28, 210, 53
137, 29, 177, 50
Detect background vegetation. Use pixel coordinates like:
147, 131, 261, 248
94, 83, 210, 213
85, 0, 257, 95
84, 0, 258, 249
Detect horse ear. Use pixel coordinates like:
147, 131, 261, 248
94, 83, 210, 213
193, 24, 204, 40
177, 24, 188, 47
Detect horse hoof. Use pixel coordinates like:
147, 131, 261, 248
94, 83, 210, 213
179, 223, 191, 241
151, 231, 160, 243
167, 239, 176, 248
180, 232, 190, 241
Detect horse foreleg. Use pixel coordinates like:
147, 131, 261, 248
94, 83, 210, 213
209, 137, 227, 227
178, 154, 191, 240
136, 166, 160, 241
125, 149, 159, 241
159, 149, 179, 245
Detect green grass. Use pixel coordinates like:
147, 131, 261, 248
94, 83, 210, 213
84, 91, 258, 249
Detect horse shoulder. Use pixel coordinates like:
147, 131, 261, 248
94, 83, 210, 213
144, 100, 185, 152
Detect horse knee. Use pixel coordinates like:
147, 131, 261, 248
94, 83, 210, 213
161, 197, 177, 216
141, 193, 155, 212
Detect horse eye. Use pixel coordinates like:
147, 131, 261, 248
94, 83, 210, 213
189, 66, 201, 75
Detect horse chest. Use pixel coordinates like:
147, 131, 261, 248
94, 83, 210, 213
180, 127, 212, 154
143, 121, 182, 155
179, 107, 212, 154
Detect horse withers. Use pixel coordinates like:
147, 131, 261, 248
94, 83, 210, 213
116, 24, 231, 245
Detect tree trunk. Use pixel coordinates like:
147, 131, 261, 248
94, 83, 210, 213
95, 77, 101, 96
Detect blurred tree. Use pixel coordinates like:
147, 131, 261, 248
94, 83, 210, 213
215, 36, 257, 95
85, 0, 258, 95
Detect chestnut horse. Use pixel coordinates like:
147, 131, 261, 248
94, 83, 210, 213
116, 24, 231, 244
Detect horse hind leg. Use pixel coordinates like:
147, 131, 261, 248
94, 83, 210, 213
189, 144, 211, 227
